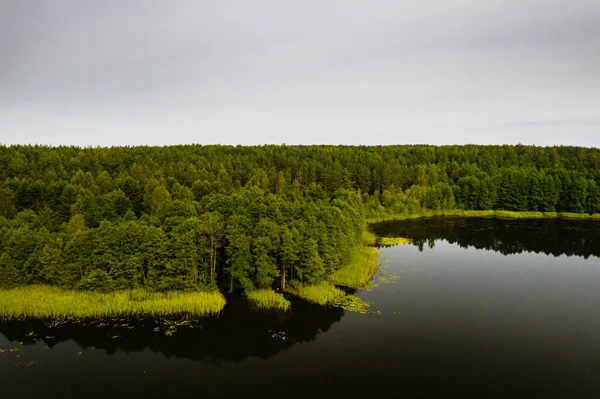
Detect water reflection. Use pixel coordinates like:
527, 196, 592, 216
4, 220, 600, 398
0, 294, 344, 366
372, 218, 600, 258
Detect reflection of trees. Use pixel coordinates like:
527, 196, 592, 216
373, 218, 600, 259
0, 294, 344, 366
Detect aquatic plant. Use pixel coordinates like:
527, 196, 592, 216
331, 295, 370, 314
365, 267, 402, 291
0, 286, 226, 320
267, 329, 289, 341
247, 290, 291, 311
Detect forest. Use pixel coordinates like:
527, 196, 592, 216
1, 144, 599, 296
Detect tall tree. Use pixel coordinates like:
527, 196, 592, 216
201, 212, 225, 284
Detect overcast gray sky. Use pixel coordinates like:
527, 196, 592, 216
1, 0, 599, 147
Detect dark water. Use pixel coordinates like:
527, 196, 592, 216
3, 218, 600, 398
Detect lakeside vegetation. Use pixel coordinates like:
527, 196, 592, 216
379, 237, 411, 246
247, 290, 291, 312
286, 283, 346, 306
285, 282, 372, 314
1, 144, 600, 317
0, 286, 226, 320
361, 230, 377, 246
328, 246, 379, 289
367, 209, 600, 223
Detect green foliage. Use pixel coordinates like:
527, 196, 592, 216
286, 283, 345, 306
298, 237, 325, 284
225, 214, 255, 292
0, 188, 17, 218
74, 190, 132, 227
328, 246, 379, 289
77, 269, 115, 292
367, 209, 600, 223
0, 285, 226, 319
2, 144, 600, 303
247, 289, 291, 311
66, 214, 86, 235
361, 230, 377, 246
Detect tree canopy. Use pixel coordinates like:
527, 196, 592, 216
1, 144, 599, 292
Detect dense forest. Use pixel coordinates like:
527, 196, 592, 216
1, 144, 599, 293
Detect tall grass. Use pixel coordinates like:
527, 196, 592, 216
247, 290, 291, 311
0, 286, 226, 320
286, 283, 371, 313
285, 283, 346, 306
367, 209, 600, 223
328, 246, 379, 289
361, 230, 377, 246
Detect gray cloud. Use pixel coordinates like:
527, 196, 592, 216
1, 0, 599, 147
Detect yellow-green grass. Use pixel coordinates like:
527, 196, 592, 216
0, 285, 226, 320
378, 237, 411, 246
247, 289, 291, 311
286, 283, 346, 306
362, 230, 377, 246
328, 246, 380, 289
287, 283, 371, 313
367, 209, 600, 223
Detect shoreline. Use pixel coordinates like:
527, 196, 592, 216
367, 210, 600, 224
3, 210, 599, 319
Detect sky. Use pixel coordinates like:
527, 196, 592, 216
1, 0, 599, 147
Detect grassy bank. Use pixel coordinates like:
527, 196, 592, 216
286, 232, 380, 313
286, 282, 371, 314
328, 246, 380, 289
361, 230, 377, 246
367, 209, 600, 223
285, 283, 346, 306
247, 290, 291, 311
0, 286, 226, 320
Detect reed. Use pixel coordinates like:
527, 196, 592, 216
286, 283, 346, 306
247, 289, 291, 311
361, 230, 377, 246
0, 285, 226, 320
328, 246, 379, 289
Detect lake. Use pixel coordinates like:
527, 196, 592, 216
2, 218, 600, 398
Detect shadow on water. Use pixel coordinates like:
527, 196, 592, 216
371, 217, 600, 258
0, 293, 344, 366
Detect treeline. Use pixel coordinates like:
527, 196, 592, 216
0, 184, 364, 292
0, 144, 599, 292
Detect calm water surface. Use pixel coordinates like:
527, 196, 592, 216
2, 218, 600, 398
